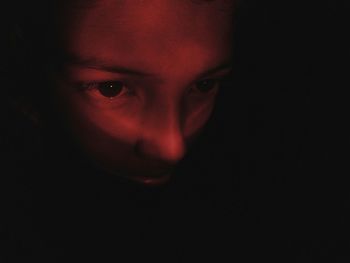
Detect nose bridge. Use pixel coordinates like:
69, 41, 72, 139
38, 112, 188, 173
136, 95, 186, 164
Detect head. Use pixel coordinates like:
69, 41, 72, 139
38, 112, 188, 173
37, 0, 235, 185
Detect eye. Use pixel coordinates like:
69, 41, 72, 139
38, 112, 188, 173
96, 81, 125, 98
80, 81, 131, 99
194, 79, 219, 93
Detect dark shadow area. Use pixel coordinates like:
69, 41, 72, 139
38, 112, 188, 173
1, 0, 349, 262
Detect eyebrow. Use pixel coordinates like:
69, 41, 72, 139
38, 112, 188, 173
65, 54, 152, 76
198, 61, 233, 78
65, 53, 233, 78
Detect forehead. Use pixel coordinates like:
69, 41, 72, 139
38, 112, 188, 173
58, 0, 234, 74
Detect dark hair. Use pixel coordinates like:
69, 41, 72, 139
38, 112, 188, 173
3, 0, 239, 120
1, 0, 239, 181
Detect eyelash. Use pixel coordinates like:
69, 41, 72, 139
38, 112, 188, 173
191, 78, 223, 93
77, 81, 134, 99
76, 76, 230, 100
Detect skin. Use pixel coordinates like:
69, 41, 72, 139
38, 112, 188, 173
53, 0, 234, 185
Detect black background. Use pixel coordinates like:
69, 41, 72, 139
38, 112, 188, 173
1, 0, 350, 262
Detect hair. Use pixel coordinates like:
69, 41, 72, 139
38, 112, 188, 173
1, 0, 239, 179
2, 0, 239, 118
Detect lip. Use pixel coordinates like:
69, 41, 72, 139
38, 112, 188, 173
96, 162, 175, 186
134, 173, 171, 186
129, 171, 173, 186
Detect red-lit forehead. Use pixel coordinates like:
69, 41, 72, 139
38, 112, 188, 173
58, 0, 234, 77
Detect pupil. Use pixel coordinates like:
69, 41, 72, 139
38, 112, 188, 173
98, 82, 123, 98
197, 80, 216, 92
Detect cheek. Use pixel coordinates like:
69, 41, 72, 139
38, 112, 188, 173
56, 90, 142, 147
76, 105, 140, 143
183, 94, 217, 137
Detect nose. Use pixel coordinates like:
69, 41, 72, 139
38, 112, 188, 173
135, 103, 186, 164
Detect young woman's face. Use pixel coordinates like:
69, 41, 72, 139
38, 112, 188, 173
54, 0, 234, 185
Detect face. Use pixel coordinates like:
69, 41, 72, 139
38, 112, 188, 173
53, 0, 234, 185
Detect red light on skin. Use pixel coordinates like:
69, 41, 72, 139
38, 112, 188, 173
52, 0, 234, 186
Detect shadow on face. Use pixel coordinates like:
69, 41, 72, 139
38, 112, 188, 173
52, 0, 235, 185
